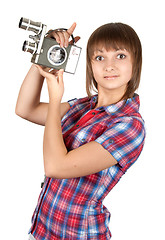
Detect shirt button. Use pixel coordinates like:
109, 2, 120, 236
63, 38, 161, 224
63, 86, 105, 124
109, 139, 114, 144
92, 112, 96, 115
76, 124, 79, 127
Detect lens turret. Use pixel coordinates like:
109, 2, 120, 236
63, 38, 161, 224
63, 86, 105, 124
22, 41, 37, 54
19, 17, 43, 34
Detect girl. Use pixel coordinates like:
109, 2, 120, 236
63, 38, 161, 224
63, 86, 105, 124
15, 22, 145, 239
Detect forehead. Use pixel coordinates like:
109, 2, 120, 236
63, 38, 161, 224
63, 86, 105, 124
90, 40, 131, 55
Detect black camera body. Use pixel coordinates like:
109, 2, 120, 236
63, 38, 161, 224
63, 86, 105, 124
19, 18, 81, 74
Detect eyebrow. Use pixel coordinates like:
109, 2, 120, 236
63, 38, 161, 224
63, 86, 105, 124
94, 48, 128, 54
95, 49, 104, 53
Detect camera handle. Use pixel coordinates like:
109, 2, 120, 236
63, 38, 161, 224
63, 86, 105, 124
46, 28, 75, 44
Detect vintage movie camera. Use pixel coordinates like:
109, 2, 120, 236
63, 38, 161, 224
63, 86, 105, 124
19, 17, 81, 74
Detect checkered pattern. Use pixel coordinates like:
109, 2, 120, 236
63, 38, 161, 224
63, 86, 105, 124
29, 94, 145, 239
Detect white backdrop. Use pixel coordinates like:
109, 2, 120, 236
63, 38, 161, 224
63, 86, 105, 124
1, 0, 165, 239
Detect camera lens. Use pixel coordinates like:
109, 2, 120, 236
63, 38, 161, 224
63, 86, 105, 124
47, 45, 67, 66
19, 17, 23, 28
19, 17, 43, 34
22, 41, 37, 54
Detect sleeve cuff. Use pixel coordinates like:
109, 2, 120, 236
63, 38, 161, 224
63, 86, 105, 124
68, 98, 77, 107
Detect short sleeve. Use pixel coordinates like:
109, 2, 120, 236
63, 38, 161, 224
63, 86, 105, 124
68, 98, 78, 107
95, 117, 145, 169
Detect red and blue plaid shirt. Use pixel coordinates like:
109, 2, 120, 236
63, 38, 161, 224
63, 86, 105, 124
29, 94, 145, 239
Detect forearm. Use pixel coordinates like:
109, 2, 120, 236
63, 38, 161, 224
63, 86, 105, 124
43, 101, 68, 177
15, 64, 44, 116
36, 63, 68, 177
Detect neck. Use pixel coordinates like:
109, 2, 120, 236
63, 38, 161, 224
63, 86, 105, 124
95, 87, 126, 108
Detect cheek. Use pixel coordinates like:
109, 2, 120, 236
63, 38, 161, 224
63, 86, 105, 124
127, 67, 133, 79
129, 65, 133, 79
92, 64, 99, 80
122, 63, 133, 80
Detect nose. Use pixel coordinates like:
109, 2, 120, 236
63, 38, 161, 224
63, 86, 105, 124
105, 59, 116, 72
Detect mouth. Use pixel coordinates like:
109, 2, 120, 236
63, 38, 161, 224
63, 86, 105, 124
104, 75, 119, 80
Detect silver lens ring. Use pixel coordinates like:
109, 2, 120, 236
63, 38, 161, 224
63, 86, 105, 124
47, 45, 67, 66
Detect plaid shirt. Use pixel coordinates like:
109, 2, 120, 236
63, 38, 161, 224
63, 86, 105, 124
29, 94, 145, 239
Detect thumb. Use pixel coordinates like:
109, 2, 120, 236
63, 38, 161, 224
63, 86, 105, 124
36, 65, 54, 79
36, 65, 48, 78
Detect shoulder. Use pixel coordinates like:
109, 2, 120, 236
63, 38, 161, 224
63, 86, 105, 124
68, 96, 91, 108
61, 96, 91, 123
102, 114, 146, 154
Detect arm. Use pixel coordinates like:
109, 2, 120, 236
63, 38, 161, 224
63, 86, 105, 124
46, 140, 118, 179
15, 64, 44, 119
38, 67, 117, 179
15, 64, 70, 125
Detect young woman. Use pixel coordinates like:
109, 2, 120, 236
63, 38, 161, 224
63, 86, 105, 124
15, 22, 145, 239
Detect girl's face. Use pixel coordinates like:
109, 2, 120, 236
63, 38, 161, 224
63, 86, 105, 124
91, 48, 133, 96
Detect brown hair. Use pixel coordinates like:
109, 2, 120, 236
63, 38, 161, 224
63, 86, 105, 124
86, 22, 142, 100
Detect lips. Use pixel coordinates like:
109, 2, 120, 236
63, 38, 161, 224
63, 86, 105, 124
104, 75, 119, 80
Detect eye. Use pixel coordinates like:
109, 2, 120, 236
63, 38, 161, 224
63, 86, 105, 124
117, 54, 126, 59
95, 56, 104, 61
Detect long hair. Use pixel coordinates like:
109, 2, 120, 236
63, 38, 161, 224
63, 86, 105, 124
86, 23, 142, 100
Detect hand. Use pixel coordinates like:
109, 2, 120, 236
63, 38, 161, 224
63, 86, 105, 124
47, 22, 80, 48
36, 65, 64, 103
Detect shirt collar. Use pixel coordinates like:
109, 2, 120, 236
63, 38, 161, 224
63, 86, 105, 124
90, 93, 140, 116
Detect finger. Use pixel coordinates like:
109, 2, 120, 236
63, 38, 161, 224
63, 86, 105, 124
48, 31, 62, 45
49, 31, 62, 44
36, 65, 52, 79
44, 66, 54, 72
48, 68, 58, 75
37, 65, 57, 74
46, 30, 60, 43
46, 29, 53, 37
56, 31, 65, 48
52, 32, 61, 44
36, 65, 47, 78
67, 22, 77, 36
63, 31, 70, 48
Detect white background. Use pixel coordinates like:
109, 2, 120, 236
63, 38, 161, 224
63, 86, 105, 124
1, 0, 165, 239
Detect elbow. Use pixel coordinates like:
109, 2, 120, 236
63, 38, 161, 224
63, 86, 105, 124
15, 105, 22, 117
45, 167, 63, 179
44, 166, 53, 179
44, 161, 66, 179
15, 103, 31, 120
15, 106, 27, 119
44, 161, 58, 179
